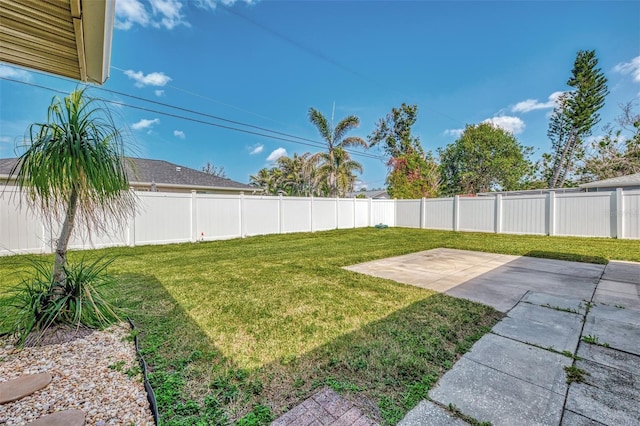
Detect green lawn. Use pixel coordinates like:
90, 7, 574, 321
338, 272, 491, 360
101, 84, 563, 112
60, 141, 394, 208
0, 228, 638, 425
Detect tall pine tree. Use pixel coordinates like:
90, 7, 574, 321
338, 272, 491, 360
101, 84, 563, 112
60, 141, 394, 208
548, 50, 608, 188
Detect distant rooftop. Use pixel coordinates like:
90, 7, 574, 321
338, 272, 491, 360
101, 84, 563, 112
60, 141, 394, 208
0, 157, 255, 192
579, 173, 640, 189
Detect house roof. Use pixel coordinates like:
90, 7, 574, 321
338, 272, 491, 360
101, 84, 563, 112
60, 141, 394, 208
0, 157, 255, 192
0, 0, 115, 84
348, 190, 389, 199
579, 173, 640, 189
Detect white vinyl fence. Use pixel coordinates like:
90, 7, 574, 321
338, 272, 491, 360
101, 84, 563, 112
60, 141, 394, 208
1, 188, 638, 255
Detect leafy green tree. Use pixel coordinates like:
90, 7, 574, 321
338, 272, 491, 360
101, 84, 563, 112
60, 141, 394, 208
548, 50, 609, 188
438, 123, 534, 195
369, 103, 423, 157
369, 103, 439, 198
308, 107, 368, 197
9, 89, 135, 286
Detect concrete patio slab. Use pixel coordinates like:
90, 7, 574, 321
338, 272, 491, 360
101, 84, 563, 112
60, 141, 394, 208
561, 410, 605, 425
397, 400, 466, 426
521, 292, 587, 314
498, 256, 605, 279
462, 333, 570, 395
582, 316, 640, 356
342, 249, 640, 426
601, 261, 640, 284
592, 288, 640, 311
491, 313, 582, 354
429, 357, 565, 426
596, 279, 640, 296
577, 343, 640, 376
565, 359, 640, 425
587, 303, 640, 326
507, 303, 583, 327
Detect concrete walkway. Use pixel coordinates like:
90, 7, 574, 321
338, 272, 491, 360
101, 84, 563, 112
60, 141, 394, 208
347, 248, 640, 426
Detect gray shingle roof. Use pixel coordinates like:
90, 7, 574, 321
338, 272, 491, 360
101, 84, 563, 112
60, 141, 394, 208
579, 173, 640, 189
0, 157, 254, 191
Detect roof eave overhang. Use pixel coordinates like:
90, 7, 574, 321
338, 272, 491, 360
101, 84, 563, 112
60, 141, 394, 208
129, 181, 260, 193
0, 0, 115, 85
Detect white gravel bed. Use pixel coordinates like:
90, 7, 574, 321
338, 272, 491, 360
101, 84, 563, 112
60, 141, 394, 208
0, 324, 155, 425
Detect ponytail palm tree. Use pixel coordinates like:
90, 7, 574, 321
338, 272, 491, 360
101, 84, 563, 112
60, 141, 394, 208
9, 88, 135, 286
308, 107, 368, 197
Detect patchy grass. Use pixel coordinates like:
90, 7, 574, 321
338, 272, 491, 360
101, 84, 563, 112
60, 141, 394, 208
0, 228, 638, 425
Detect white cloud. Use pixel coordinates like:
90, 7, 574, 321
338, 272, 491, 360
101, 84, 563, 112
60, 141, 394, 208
249, 144, 264, 155
173, 130, 186, 139
511, 91, 564, 113
132, 118, 160, 130
0, 136, 12, 144
444, 128, 464, 137
155, 89, 165, 97
482, 116, 526, 135
115, 0, 188, 30
124, 70, 172, 87
0, 65, 33, 82
266, 147, 287, 162
196, 0, 256, 10
150, 0, 187, 29
614, 56, 640, 83
115, 0, 150, 29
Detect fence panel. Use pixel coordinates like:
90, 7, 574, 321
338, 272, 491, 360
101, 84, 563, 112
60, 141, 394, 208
313, 198, 337, 231
244, 196, 279, 236
135, 192, 192, 244
502, 195, 547, 235
424, 198, 454, 230
371, 200, 395, 226
196, 194, 241, 240
623, 190, 640, 239
0, 191, 45, 254
337, 199, 355, 229
396, 200, 421, 228
354, 199, 370, 227
555, 192, 613, 237
459, 197, 495, 232
281, 198, 311, 233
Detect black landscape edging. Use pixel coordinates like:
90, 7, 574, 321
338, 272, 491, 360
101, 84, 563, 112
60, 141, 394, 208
128, 318, 159, 425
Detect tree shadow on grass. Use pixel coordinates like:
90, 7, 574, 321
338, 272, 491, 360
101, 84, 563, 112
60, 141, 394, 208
111, 273, 259, 425
524, 250, 607, 265
255, 292, 501, 425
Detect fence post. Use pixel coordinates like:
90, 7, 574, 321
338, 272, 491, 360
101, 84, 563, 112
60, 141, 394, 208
240, 192, 245, 238
353, 197, 357, 228
420, 198, 426, 229
547, 192, 556, 236
309, 196, 314, 232
128, 189, 136, 247
615, 188, 624, 239
335, 197, 339, 229
190, 190, 197, 243
495, 194, 503, 233
369, 198, 373, 227
453, 196, 460, 231
278, 194, 283, 234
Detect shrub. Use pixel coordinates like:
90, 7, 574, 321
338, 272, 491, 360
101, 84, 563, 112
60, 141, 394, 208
2, 256, 120, 344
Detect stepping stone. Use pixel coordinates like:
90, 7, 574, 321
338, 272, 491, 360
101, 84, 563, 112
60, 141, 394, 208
0, 373, 52, 404
29, 410, 85, 425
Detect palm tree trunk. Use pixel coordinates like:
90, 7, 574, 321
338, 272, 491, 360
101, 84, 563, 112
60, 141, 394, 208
53, 187, 79, 286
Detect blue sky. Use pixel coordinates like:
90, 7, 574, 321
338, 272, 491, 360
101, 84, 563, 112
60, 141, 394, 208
1, 0, 639, 189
